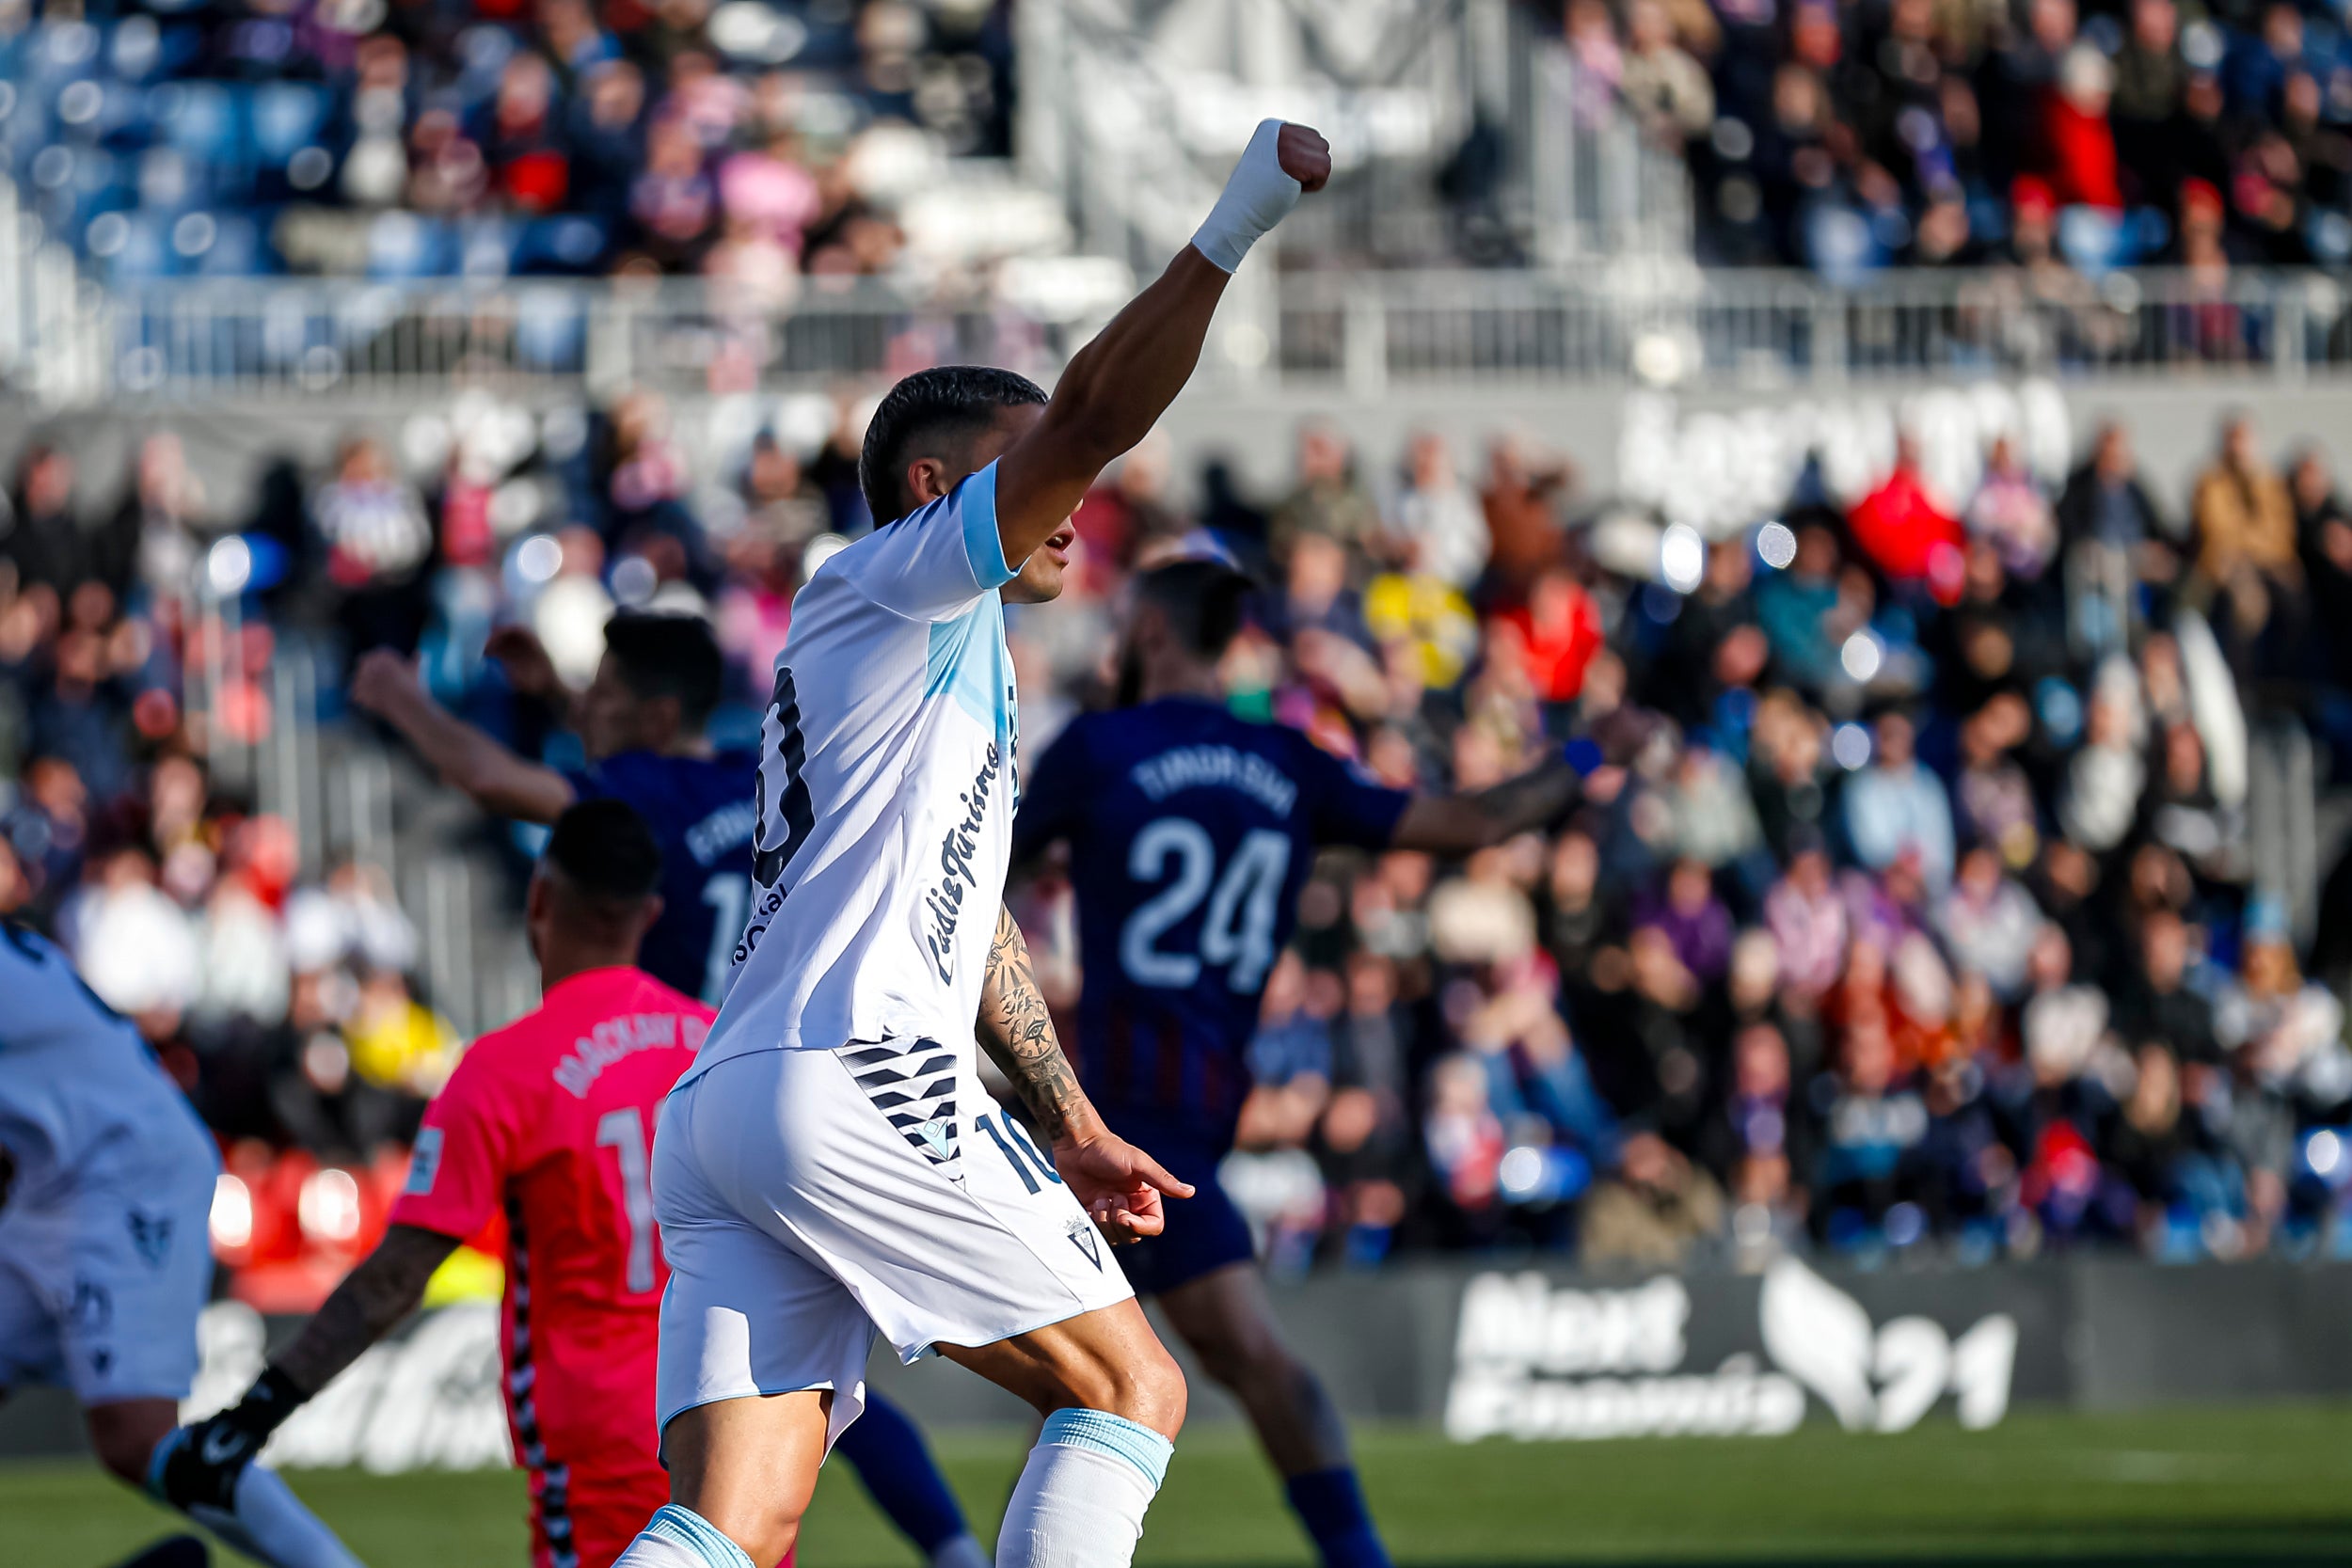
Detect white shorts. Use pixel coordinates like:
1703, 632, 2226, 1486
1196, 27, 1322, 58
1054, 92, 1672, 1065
652, 1041, 1133, 1448
0, 1115, 217, 1406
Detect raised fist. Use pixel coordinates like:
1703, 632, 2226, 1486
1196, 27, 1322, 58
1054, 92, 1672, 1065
485, 625, 562, 703
347, 648, 421, 717
1275, 123, 1331, 194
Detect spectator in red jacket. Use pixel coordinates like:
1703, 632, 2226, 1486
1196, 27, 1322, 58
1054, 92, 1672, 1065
1849, 435, 1966, 596
1492, 568, 1605, 704
2045, 45, 2124, 210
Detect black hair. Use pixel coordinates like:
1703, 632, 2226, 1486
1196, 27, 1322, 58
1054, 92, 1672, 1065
1134, 559, 1255, 660
543, 799, 663, 906
603, 610, 723, 729
858, 365, 1047, 525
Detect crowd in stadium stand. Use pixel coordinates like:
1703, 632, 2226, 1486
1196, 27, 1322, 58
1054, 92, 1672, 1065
23, 0, 2349, 289
1534, 0, 2352, 275
7, 389, 2352, 1292
1, 0, 1010, 283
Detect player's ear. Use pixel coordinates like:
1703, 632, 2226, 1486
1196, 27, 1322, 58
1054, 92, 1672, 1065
904, 453, 953, 508
631, 895, 664, 956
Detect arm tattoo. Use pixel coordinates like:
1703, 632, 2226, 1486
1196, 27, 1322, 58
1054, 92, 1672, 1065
976, 904, 1091, 1144
273, 1225, 457, 1397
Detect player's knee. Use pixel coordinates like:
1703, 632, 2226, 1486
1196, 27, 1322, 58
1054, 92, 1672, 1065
1131, 1338, 1188, 1439
662, 1487, 807, 1567
1055, 1335, 1188, 1441
85, 1400, 177, 1486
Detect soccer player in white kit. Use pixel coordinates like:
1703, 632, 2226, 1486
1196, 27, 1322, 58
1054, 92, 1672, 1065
607, 121, 1332, 1568
0, 925, 364, 1568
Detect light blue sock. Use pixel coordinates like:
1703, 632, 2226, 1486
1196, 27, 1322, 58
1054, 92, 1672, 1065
997, 1408, 1175, 1568
164, 1458, 365, 1568
609, 1504, 755, 1568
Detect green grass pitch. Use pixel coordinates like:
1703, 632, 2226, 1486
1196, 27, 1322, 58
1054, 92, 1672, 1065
8, 1405, 2352, 1566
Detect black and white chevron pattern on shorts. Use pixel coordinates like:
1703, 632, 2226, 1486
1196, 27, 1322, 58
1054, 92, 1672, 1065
842, 1037, 961, 1172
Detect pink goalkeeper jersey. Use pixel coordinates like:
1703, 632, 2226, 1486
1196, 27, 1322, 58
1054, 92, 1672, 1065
389, 967, 711, 1497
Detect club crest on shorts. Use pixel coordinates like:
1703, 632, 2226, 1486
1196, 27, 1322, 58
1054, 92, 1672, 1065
914, 1117, 956, 1160
70, 1275, 113, 1331
1065, 1217, 1103, 1270
126, 1207, 174, 1268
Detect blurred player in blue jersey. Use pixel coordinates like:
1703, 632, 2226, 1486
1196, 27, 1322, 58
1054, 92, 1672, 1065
1012, 560, 1585, 1568
351, 610, 756, 1006
348, 610, 989, 1568
0, 925, 363, 1568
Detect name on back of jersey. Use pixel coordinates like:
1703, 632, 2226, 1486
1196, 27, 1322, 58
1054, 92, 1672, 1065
551, 1011, 709, 1098
1130, 744, 1298, 816
683, 799, 758, 868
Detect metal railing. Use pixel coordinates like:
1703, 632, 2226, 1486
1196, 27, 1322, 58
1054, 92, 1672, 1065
9, 266, 2352, 405
1265, 267, 2352, 389
13, 276, 1104, 404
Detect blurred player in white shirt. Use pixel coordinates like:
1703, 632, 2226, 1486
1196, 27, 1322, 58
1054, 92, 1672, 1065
607, 121, 1331, 1568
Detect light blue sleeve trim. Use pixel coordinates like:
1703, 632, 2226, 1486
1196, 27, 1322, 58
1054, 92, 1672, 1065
1040, 1407, 1174, 1490
644, 1504, 755, 1568
960, 460, 1015, 591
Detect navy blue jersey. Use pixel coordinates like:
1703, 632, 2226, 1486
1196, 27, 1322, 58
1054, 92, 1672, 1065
1013, 698, 1410, 1143
564, 749, 759, 1004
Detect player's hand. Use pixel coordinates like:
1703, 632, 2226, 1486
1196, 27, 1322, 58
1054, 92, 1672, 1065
1276, 123, 1331, 194
485, 624, 561, 702
150, 1368, 304, 1512
1054, 1132, 1194, 1245
150, 1417, 257, 1512
347, 648, 422, 718
149, 1413, 264, 1513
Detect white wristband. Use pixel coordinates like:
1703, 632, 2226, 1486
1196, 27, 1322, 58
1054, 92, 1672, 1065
1190, 119, 1303, 273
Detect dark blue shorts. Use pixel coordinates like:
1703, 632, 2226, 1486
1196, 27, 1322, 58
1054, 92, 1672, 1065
1109, 1119, 1256, 1297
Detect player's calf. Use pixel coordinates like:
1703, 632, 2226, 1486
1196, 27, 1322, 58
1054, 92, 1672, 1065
996, 1407, 1174, 1568
1161, 1267, 1391, 1568
1177, 1325, 1389, 1567
611, 1387, 832, 1568
946, 1301, 1187, 1568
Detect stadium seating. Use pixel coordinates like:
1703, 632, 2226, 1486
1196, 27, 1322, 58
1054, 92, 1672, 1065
1, 2, 1018, 282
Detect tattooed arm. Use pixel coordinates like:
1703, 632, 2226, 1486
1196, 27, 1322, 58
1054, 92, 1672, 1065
975, 903, 1091, 1144
977, 904, 1191, 1241
274, 1224, 461, 1395
151, 1223, 460, 1511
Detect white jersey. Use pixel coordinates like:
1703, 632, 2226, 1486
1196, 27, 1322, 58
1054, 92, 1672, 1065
0, 926, 203, 1207
649, 462, 1136, 1402
702, 460, 1021, 1074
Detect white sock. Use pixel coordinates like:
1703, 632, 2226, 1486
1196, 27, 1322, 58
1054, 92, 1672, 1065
996, 1409, 1173, 1568
610, 1504, 755, 1568
180, 1464, 365, 1568
934, 1531, 993, 1568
